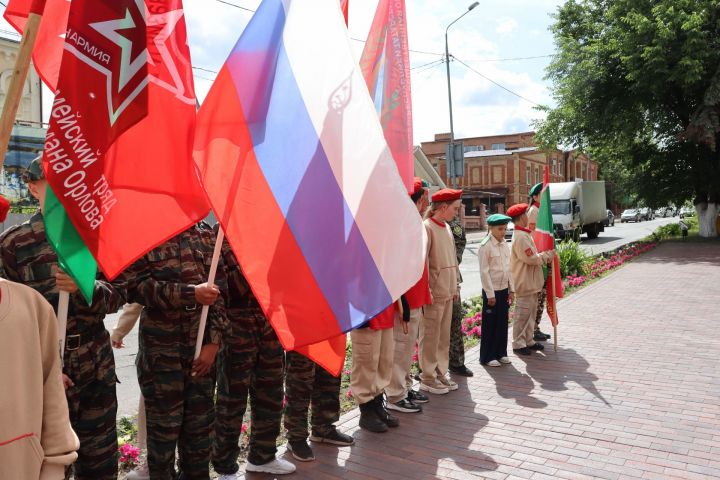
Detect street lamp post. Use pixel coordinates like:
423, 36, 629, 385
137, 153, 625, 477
445, 1, 479, 188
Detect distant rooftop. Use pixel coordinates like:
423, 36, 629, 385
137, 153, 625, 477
463, 147, 538, 158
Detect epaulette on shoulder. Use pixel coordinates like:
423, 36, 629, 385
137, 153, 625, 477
480, 235, 491, 246
0, 223, 26, 244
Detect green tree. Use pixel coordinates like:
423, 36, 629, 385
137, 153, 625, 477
536, 0, 720, 236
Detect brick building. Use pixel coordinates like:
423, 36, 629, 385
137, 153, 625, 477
420, 131, 598, 216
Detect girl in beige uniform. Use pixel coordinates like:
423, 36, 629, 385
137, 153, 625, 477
419, 188, 462, 395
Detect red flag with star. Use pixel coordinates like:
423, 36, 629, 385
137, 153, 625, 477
39, 0, 209, 278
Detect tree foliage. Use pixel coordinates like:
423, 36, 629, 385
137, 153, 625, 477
535, 0, 720, 209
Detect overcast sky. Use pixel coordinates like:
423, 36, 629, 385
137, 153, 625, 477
0, 0, 565, 145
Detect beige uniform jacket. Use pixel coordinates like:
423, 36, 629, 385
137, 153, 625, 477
478, 234, 513, 299
0, 279, 79, 480
424, 218, 459, 302
510, 228, 553, 296
527, 204, 539, 230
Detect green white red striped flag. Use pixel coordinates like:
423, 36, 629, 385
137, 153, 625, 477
43, 185, 97, 305
533, 166, 564, 326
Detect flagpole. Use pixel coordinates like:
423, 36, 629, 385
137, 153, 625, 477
550, 259, 558, 352
194, 227, 225, 359
0, 0, 47, 169
57, 291, 69, 364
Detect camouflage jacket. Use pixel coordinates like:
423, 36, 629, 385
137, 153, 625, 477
215, 224, 261, 311
449, 218, 467, 283
0, 211, 126, 333
128, 224, 229, 346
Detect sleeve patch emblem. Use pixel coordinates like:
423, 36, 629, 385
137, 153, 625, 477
525, 248, 534, 257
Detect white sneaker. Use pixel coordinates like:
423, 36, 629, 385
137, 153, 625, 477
485, 360, 502, 367
246, 457, 297, 475
125, 463, 150, 480
419, 381, 449, 395
217, 474, 241, 480
499, 357, 512, 364
438, 375, 459, 391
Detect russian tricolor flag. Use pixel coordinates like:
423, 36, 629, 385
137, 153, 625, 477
194, 0, 424, 366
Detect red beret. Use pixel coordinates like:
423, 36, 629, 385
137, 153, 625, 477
507, 203, 529, 218
0, 195, 9, 223
411, 177, 424, 196
431, 188, 462, 203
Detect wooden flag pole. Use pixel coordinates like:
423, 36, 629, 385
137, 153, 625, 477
57, 291, 69, 364
194, 227, 225, 359
0, 1, 46, 169
550, 259, 558, 352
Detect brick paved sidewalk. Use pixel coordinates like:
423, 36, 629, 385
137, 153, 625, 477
244, 241, 720, 480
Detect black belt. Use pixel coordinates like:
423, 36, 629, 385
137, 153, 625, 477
65, 324, 106, 351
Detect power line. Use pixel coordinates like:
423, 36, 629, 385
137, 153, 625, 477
411, 60, 444, 76
211, 0, 255, 13
453, 55, 543, 106
193, 66, 219, 75
410, 59, 443, 71
475, 54, 553, 63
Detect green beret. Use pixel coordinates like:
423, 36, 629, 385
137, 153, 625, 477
22, 155, 44, 183
487, 214, 511, 226
529, 182, 543, 197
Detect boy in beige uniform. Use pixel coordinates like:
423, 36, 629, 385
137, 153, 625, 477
478, 214, 514, 366
507, 203, 555, 356
419, 188, 462, 395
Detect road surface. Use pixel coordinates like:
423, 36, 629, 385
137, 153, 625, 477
460, 216, 677, 300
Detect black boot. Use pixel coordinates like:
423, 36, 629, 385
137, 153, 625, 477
359, 401, 388, 433
374, 394, 400, 428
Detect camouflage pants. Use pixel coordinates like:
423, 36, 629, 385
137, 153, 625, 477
137, 341, 215, 480
449, 298, 466, 369
64, 330, 118, 480
284, 351, 341, 443
212, 309, 284, 472
535, 282, 547, 330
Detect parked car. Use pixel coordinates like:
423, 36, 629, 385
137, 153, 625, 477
679, 206, 695, 218
654, 208, 666, 218
621, 209, 641, 223
639, 207, 653, 221
603, 209, 615, 227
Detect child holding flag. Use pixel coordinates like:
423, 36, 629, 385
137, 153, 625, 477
507, 204, 555, 356
527, 182, 552, 342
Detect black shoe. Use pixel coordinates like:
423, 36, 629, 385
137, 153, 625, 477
513, 347, 531, 356
449, 365, 474, 377
386, 398, 422, 413
359, 402, 388, 433
309, 426, 354, 446
407, 389, 429, 404
529, 343, 545, 351
373, 395, 400, 428
535, 330, 551, 340
288, 441, 315, 462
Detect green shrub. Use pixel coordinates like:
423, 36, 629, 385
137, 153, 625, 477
653, 223, 681, 241
556, 239, 591, 278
